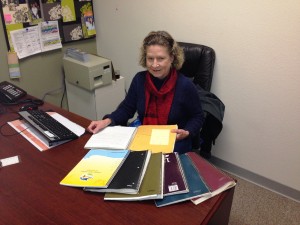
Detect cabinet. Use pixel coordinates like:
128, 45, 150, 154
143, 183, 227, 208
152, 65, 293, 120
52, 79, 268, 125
66, 76, 125, 120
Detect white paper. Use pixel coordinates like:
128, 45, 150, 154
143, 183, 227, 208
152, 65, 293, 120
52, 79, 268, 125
84, 126, 137, 150
10, 21, 62, 59
48, 112, 85, 137
0, 156, 20, 167
10, 26, 42, 59
39, 21, 62, 52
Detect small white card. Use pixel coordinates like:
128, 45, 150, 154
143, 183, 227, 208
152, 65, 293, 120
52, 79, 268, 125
0, 155, 20, 167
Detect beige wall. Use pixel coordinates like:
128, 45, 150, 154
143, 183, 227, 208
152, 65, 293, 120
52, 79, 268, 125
93, 0, 300, 195
0, 15, 97, 108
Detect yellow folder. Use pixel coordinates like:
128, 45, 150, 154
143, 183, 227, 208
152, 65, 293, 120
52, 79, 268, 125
128, 125, 177, 153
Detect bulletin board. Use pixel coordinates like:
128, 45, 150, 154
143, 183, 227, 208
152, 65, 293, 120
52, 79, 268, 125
0, 0, 96, 52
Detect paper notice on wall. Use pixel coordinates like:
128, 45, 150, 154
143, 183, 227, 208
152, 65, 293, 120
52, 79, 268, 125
9, 21, 62, 59
7, 52, 21, 79
39, 21, 62, 52
10, 26, 42, 59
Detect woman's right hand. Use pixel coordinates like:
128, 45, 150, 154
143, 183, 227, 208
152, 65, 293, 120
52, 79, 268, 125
87, 118, 112, 134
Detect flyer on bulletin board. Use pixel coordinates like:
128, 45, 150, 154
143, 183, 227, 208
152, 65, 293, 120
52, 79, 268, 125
7, 51, 21, 78
9, 20, 62, 59
1, 0, 96, 52
10, 26, 42, 59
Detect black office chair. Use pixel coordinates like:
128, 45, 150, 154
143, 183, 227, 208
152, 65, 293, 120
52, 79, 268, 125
178, 42, 223, 159
178, 42, 215, 92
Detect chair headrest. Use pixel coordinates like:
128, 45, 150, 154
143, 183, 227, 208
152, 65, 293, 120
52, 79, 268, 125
178, 42, 215, 91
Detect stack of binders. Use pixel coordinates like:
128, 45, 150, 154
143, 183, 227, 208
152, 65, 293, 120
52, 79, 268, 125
60, 149, 236, 207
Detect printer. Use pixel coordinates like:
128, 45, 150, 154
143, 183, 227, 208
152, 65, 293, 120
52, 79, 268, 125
63, 54, 112, 91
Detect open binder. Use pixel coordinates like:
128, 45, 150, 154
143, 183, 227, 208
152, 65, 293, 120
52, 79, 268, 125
84, 124, 178, 153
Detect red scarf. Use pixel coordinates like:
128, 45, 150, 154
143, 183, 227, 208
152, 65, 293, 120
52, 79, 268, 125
143, 68, 177, 125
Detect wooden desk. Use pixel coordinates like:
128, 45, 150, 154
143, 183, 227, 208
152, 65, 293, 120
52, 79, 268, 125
0, 102, 234, 225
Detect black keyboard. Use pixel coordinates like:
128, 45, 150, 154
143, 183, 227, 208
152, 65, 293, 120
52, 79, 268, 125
18, 110, 78, 146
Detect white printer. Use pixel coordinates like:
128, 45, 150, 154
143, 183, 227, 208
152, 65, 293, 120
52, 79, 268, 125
63, 54, 112, 90
63, 53, 125, 120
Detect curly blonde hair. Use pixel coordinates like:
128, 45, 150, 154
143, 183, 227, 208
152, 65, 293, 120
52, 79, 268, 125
139, 31, 184, 70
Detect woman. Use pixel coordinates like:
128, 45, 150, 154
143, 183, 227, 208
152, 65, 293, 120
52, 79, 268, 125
87, 31, 204, 154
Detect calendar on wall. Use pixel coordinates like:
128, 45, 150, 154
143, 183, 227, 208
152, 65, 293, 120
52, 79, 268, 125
1, 0, 96, 52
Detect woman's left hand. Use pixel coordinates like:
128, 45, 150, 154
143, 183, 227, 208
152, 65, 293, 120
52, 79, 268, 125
171, 129, 190, 140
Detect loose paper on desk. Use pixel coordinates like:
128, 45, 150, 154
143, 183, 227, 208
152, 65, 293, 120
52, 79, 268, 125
8, 112, 85, 151
0, 156, 20, 167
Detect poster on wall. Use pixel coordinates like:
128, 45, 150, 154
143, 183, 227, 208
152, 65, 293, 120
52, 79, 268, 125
0, 0, 96, 52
